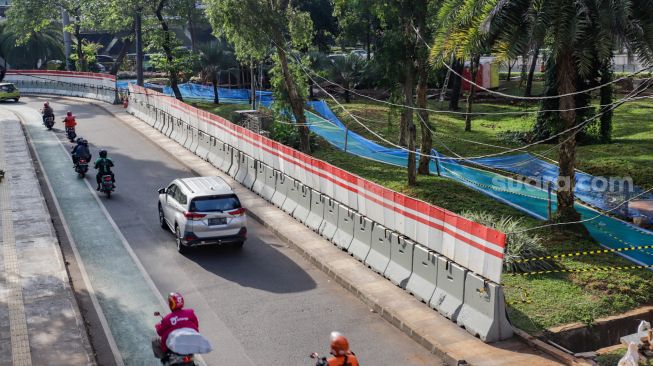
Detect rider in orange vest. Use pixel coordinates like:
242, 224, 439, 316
322, 332, 359, 366
63, 111, 77, 129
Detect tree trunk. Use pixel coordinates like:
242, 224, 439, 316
404, 62, 416, 184
416, 0, 431, 175
525, 45, 540, 97
61, 10, 73, 70
309, 79, 314, 99
519, 50, 528, 87
506, 59, 513, 81
187, 7, 197, 51
464, 55, 480, 132
366, 11, 372, 61
449, 59, 463, 111
250, 63, 256, 110
599, 57, 614, 143
555, 51, 580, 222
212, 72, 220, 104
135, 11, 144, 86
111, 36, 133, 75
344, 81, 351, 103
74, 20, 86, 72
155, 0, 183, 101
274, 37, 310, 153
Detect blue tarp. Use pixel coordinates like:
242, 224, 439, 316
162, 83, 273, 104
470, 153, 653, 221
305, 100, 653, 268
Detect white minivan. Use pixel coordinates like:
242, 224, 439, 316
158, 177, 247, 253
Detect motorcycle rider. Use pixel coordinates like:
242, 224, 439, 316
71, 138, 92, 166
316, 332, 359, 366
93, 150, 115, 191
63, 111, 77, 140
41, 102, 54, 124
152, 292, 200, 360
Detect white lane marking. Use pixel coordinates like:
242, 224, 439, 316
12, 108, 125, 366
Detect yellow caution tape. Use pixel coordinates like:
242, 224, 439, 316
509, 264, 653, 275
514, 243, 653, 263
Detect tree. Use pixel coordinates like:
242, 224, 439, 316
7, 0, 89, 70
333, 0, 376, 60
204, 0, 315, 153
474, 0, 653, 222
198, 40, 238, 104
298, 0, 338, 52
328, 54, 366, 103
0, 23, 64, 69
431, 0, 491, 132
415, 0, 433, 175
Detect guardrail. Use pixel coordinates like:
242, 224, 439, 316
5, 70, 118, 104
128, 84, 513, 342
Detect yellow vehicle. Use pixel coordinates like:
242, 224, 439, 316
0, 83, 20, 102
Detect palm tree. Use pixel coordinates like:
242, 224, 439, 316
198, 40, 237, 104
329, 53, 367, 103
431, 0, 490, 132
433, 0, 653, 222
0, 23, 64, 70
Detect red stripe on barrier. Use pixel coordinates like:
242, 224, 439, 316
129, 85, 506, 257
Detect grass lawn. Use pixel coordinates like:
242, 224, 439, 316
191, 87, 653, 337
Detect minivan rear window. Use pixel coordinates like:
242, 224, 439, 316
190, 195, 241, 212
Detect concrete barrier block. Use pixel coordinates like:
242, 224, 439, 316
228, 148, 241, 178
234, 152, 249, 184
220, 143, 233, 172
282, 178, 300, 215
305, 190, 325, 232
251, 160, 267, 195
181, 125, 192, 148
261, 165, 276, 201
292, 184, 311, 223
348, 214, 372, 262
319, 197, 339, 241
333, 204, 354, 250
189, 128, 200, 153
384, 236, 414, 289
406, 245, 438, 303
365, 224, 392, 275
242, 156, 257, 189
458, 273, 513, 342
431, 257, 467, 322
271, 171, 289, 208
195, 132, 210, 160
207, 138, 223, 169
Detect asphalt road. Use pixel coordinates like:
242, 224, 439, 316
18, 97, 444, 366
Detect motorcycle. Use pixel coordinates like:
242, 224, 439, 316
153, 311, 212, 366
100, 174, 114, 198
43, 115, 55, 130
65, 127, 77, 142
310, 352, 328, 366
74, 158, 88, 178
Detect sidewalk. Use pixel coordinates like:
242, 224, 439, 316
0, 109, 94, 366
94, 101, 567, 366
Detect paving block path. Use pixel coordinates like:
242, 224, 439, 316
0, 109, 94, 366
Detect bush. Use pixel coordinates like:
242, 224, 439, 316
461, 211, 556, 273
269, 120, 319, 152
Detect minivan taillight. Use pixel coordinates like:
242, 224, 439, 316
184, 212, 206, 220
227, 208, 246, 216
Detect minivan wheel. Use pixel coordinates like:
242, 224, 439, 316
158, 205, 167, 230
175, 226, 187, 254
234, 240, 244, 249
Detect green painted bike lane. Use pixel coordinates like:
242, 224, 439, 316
14, 106, 164, 366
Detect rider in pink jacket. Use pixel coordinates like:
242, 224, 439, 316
153, 292, 199, 358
